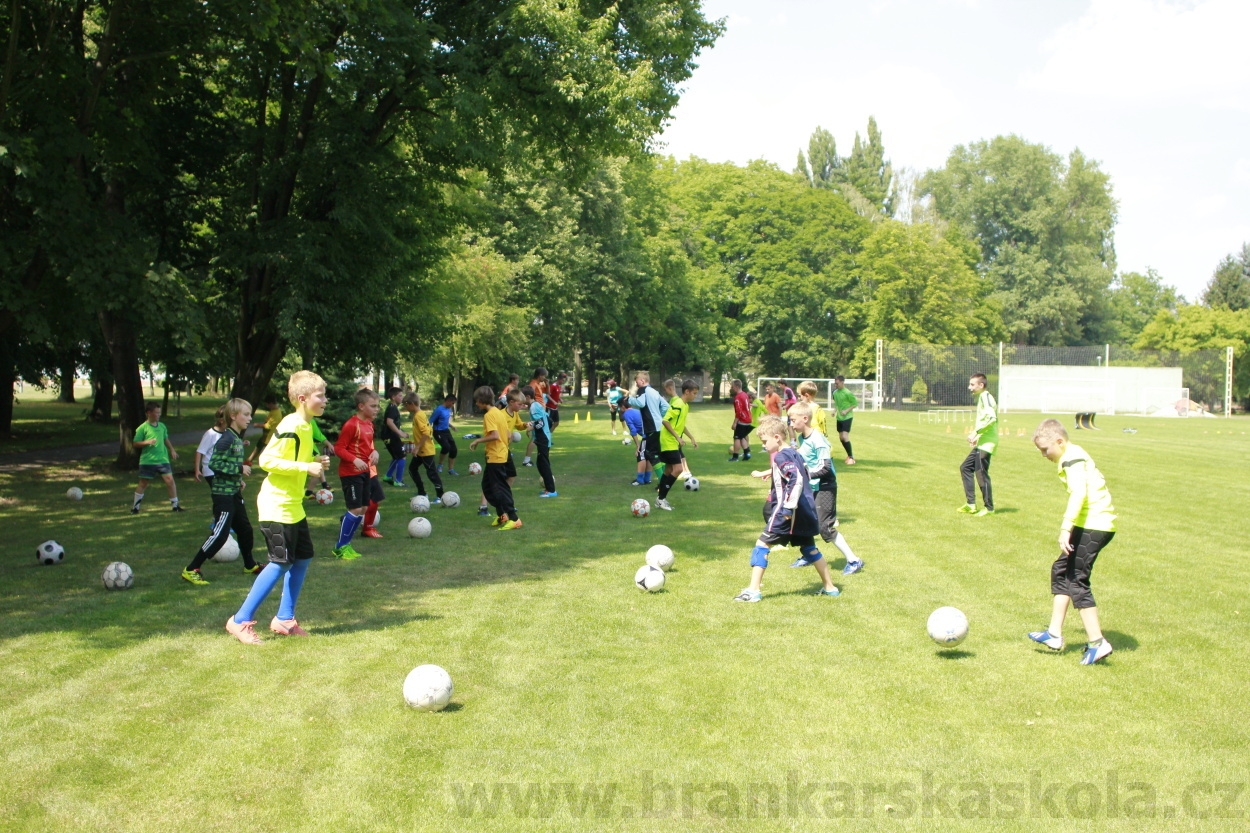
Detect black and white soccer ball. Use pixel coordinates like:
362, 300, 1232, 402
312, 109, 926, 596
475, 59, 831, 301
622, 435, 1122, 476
213, 534, 241, 563
101, 562, 134, 590
36, 540, 65, 565
683, 477, 700, 491
404, 664, 453, 711
635, 564, 666, 592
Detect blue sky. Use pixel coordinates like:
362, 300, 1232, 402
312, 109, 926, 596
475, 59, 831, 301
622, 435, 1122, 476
658, 0, 1250, 301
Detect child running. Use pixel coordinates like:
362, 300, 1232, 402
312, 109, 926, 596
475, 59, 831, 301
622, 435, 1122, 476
832, 375, 857, 464
734, 416, 840, 602
788, 401, 863, 575
523, 385, 557, 497
728, 379, 753, 462
1028, 419, 1117, 665
469, 386, 523, 530
404, 393, 444, 505
431, 393, 458, 475
655, 379, 699, 511
183, 399, 262, 583
225, 371, 330, 644
131, 401, 183, 514
332, 388, 386, 559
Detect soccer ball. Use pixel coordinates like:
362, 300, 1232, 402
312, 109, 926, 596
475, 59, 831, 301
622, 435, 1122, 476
468, 462, 482, 475
101, 562, 134, 590
441, 491, 460, 508
407, 517, 432, 539
683, 477, 700, 491
410, 495, 430, 513
622, 438, 630, 445
368, 509, 381, 528
315, 488, 334, 505
510, 430, 522, 443
403, 664, 454, 711
634, 564, 666, 592
213, 535, 240, 563
645, 544, 675, 572
66, 487, 84, 501
631, 498, 650, 517
927, 606, 969, 647
36, 540, 64, 565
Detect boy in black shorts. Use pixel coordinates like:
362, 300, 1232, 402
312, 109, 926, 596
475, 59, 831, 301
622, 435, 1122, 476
332, 388, 385, 559
381, 386, 409, 487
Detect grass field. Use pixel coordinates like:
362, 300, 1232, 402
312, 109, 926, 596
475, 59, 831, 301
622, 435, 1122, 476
2, 405, 1248, 831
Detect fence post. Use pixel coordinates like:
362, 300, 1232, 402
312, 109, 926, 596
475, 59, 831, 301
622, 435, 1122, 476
997, 341, 1004, 413
1227, 346, 1234, 417
875, 339, 884, 411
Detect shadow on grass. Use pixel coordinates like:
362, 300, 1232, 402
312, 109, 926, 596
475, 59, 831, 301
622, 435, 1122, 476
936, 649, 975, 660
1102, 630, 1139, 651
841, 459, 918, 470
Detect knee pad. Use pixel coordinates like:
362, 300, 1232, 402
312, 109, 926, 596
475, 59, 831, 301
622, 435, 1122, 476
801, 545, 823, 563
749, 545, 770, 569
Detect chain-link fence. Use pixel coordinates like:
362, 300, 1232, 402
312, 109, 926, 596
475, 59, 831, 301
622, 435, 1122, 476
879, 342, 1234, 415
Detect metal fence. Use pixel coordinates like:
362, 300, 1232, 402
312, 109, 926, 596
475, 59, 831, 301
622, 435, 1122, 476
877, 341, 1234, 416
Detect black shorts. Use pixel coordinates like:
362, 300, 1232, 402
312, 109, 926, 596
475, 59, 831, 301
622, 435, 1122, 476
659, 449, 683, 465
385, 438, 405, 459
1051, 528, 1113, 609
836, 419, 853, 434
259, 518, 315, 564
340, 473, 385, 509
549, 409, 560, 428
641, 432, 660, 465
504, 454, 517, 479
434, 429, 457, 457
733, 423, 754, 440
758, 531, 816, 549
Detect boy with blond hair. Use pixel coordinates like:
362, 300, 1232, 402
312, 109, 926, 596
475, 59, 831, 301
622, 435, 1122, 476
796, 380, 829, 438
1028, 419, 1117, 665
404, 392, 444, 504
788, 401, 863, 575
226, 371, 331, 644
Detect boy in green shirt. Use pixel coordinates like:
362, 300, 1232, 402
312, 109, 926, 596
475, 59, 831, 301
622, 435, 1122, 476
1028, 419, 1117, 665
655, 379, 699, 511
131, 401, 183, 514
957, 373, 997, 516
226, 371, 331, 644
832, 375, 857, 464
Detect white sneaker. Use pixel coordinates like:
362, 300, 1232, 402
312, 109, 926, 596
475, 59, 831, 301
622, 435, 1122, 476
656, 499, 673, 511
612, 430, 618, 435
678, 470, 691, 481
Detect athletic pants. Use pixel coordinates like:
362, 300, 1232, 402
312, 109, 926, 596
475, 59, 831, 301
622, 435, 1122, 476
960, 448, 993, 510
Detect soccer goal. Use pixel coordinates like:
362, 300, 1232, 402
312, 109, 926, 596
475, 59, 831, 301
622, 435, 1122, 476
754, 378, 880, 413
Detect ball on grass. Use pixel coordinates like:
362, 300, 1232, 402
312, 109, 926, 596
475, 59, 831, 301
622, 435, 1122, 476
927, 606, 969, 647
101, 562, 134, 590
407, 517, 432, 538
645, 544, 674, 572
403, 664, 453, 711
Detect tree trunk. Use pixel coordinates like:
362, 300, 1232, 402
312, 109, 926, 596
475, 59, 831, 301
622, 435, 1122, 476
57, 352, 77, 403
710, 367, 722, 403
585, 347, 598, 405
98, 309, 145, 467
571, 347, 582, 404
161, 366, 172, 415
89, 366, 114, 422
0, 336, 15, 435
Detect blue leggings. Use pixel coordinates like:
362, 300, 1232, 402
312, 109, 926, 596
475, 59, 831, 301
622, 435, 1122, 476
233, 558, 311, 624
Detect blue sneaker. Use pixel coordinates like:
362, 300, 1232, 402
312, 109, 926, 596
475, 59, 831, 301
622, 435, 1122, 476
477, 507, 490, 516
431, 498, 442, 505
815, 586, 841, 597
448, 469, 459, 476
732, 589, 762, 603
1080, 640, 1113, 665
842, 559, 864, 576
789, 555, 819, 568
1028, 630, 1064, 651
539, 491, 558, 498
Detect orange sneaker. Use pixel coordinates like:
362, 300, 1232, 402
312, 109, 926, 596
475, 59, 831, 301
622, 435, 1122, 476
361, 527, 383, 539
225, 616, 263, 645
498, 519, 524, 531
270, 616, 309, 636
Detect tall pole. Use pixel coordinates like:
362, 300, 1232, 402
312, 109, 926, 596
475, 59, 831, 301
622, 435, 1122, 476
875, 339, 884, 412
1226, 346, 1234, 418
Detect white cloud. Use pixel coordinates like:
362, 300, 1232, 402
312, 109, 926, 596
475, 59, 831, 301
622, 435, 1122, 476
1234, 159, 1250, 185
1023, 0, 1250, 110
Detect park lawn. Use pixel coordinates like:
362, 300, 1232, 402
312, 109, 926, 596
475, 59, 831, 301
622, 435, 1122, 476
2, 387, 227, 455
0, 405, 1248, 832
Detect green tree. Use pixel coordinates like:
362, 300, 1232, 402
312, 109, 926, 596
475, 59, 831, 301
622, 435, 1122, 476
1201, 244, 1250, 310
1136, 304, 1250, 406
1108, 268, 1183, 344
843, 116, 895, 217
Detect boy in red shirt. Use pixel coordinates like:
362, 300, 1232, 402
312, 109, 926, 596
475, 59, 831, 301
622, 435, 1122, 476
332, 388, 385, 560
728, 378, 754, 462
548, 372, 566, 430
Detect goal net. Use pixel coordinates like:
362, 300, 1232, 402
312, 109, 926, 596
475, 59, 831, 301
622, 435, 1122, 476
754, 378, 880, 413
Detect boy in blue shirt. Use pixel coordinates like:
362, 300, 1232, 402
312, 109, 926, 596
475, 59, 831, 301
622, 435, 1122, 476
628, 371, 668, 486
431, 393, 459, 475
606, 379, 625, 435
789, 401, 862, 575
523, 385, 557, 497
735, 416, 841, 602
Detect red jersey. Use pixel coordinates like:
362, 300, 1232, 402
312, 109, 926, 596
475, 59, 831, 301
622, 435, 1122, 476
733, 390, 751, 424
548, 383, 562, 409
334, 415, 376, 477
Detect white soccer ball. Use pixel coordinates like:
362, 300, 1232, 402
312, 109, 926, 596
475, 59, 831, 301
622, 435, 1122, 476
683, 477, 700, 491
622, 438, 631, 445
645, 544, 675, 572
407, 517, 432, 538
635, 564, 666, 592
410, 495, 430, 513
36, 540, 64, 565
631, 498, 650, 517
510, 430, 522, 443
101, 561, 134, 590
315, 488, 334, 505
213, 535, 241, 563
441, 491, 460, 508
368, 509, 381, 528
927, 606, 969, 647
66, 487, 84, 501
403, 664, 453, 711
468, 462, 482, 475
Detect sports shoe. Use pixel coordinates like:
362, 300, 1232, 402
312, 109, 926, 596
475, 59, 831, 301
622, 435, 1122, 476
431, 498, 442, 505
1080, 640, 1113, 665
477, 506, 490, 516
728, 455, 740, 462
243, 564, 263, 575
225, 617, 262, 645
498, 519, 523, 530
842, 559, 865, 575
957, 503, 977, 514
732, 589, 762, 603
846, 457, 856, 465
490, 515, 505, 527
332, 545, 362, 560
1028, 630, 1064, 651
171, 505, 185, 512
181, 568, 209, 586
447, 469, 459, 476
976, 508, 995, 517
131, 506, 141, 514
539, 491, 558, 498
815, 586, 841, 597
361, 526, 383, 539
393, 480, 406, 488
523, 460, 533, 467
381, 476, 395, 486
630, 480, 643, 486
305, 489, 316, 499
270, 616, 309, 637
743, 453, 751, 461
789, 554, 819, 568
656, 498, 673, 511
612, 430, 618, 435
437, 465, 443, 472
